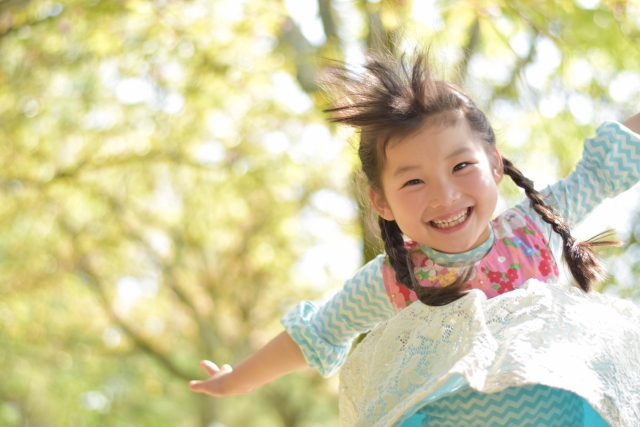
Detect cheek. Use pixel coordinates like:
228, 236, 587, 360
466, 170, 493, 189
466, 172, 499, 205
392, 192, 422, 214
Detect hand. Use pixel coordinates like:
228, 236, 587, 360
188, 332, 307, 397
189, 360, 247, 396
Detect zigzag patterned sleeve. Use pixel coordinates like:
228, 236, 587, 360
517, 121, 640, 252
281, 255, 397, 377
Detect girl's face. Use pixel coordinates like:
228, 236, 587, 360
369, 117, 503, 254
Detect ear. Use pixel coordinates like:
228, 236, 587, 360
491, 147, 504, 184
368, 186, 395, 221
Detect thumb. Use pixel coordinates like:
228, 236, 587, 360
199, 360, 220, 376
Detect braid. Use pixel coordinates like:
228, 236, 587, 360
379, 216, 476, 306
414, 266, 475, 307
379, 217, 415, 290
502, 157, 621, 292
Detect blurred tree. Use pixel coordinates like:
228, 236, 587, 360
0, 0, 349, 426
1, 0, 639, 426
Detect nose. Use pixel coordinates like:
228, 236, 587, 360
427, 178, 460, 208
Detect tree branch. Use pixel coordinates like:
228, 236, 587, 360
317, 0, 339, 42
95, 189, 217, 360
278, 17, 319, 92
54, 195, 199, 381
0, 0, 29, 12
0, 7, 58, 40
78, 266, 195, 381
455, 17, 480, 85
364, 1, 389, 54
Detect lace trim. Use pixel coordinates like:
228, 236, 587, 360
339, 280, 640, 427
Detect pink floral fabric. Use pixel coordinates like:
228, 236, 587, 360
383, 209, 560, 310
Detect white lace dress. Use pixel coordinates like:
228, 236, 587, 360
339, 280, 640, 427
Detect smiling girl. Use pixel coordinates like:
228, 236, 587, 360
369, 113, 501, 256
190, 53, 640, 426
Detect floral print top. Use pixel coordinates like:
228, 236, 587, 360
382, 208, 559, 310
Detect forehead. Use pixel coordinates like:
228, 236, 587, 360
385, 116, 484, 162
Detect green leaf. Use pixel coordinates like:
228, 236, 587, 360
417, 270, 432, 280
503, 238, 518, 247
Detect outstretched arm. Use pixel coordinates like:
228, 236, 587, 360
517, 112, 640, 239
189, 330, 307, 396
189, 255, 396, 395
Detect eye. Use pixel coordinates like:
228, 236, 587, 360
403, 179, 423, 187
453, 162, 469, 172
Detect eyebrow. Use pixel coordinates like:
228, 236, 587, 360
393, 165, 421, 177
445, 146, 474, 159
392, 146, 475, 178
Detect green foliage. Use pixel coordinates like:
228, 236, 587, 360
0, 0, 344, 425
1, 0, 639, 426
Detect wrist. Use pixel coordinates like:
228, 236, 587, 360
221, 370, 253, 395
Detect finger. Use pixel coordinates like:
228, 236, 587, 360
199, 360, 219, 376
189, 380, 204, 392
220, 364, 232, 372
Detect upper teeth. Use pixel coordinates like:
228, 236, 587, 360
432, 209, 468, 228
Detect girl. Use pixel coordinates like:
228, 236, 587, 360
190, 53, 640, 426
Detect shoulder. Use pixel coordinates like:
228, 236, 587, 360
492, 207, 549, 244
348, 254, 385, 286
492, 208, 534, 236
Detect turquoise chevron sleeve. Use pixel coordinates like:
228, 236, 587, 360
281, 255, 397, 377
517, 121, 640, 253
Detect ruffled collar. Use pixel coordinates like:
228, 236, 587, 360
419, 224, 494, 268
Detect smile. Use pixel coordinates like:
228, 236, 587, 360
430, 208, 470, 229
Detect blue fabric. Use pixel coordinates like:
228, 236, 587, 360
398, 384, 610, 427
420, 385, 584, 426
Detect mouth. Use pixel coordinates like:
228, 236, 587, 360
430, 207, 471, 229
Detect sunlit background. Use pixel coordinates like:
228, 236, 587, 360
1, 0, 640, 426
